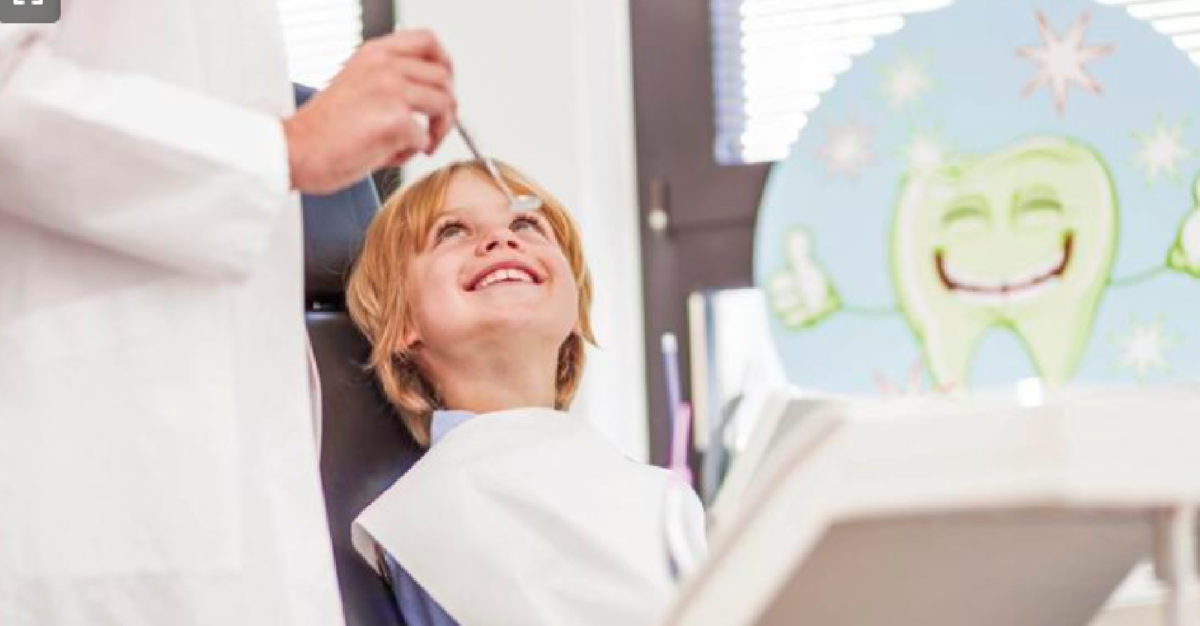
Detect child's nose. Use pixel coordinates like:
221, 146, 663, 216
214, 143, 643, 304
480, 229, 521, 254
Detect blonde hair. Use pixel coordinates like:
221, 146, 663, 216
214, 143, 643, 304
346, 160, 595, 447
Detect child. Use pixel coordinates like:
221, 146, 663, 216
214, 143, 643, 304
345, 160, 706, 626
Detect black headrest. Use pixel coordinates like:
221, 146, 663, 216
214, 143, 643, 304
297, 85, 382, 308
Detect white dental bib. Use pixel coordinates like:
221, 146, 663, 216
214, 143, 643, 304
353, 407, 700, 626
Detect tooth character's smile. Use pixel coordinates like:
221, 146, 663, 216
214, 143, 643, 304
935, 232, 1073, 304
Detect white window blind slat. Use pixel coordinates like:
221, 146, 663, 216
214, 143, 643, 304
277, 0, 364, 88
713, 0, 1200, 164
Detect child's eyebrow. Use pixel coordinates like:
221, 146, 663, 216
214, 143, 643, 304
426, 208, 471, 233
441, 202, 540, 216
422, 210, 464, 245
431, 206, 548, 227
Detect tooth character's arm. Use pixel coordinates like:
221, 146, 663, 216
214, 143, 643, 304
768, 229, 843, 328
1167, 215, 1200, 276
1167, 176, 1200, 277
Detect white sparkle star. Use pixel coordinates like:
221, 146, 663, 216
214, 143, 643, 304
901, 128, 952, 175
881, 53, 931, 109
1117, 316, 1176, 381
1133, 117, 1193, 184
816, 117, 874, 178
1017, 11, 1114, 115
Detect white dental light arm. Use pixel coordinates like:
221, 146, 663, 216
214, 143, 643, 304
1154, 506, 1200, 626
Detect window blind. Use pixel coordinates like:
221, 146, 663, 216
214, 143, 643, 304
277, 0, 364, 88
712, 0, 1200, 164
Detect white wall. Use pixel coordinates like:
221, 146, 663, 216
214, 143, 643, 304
398, 0, 649, 460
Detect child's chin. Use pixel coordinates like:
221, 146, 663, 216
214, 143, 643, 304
472, 308, 569, 337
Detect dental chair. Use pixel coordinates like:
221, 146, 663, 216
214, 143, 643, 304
298, 84, 423, 626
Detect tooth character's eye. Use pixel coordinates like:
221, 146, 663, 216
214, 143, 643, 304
1014, 188, 1065, 229
942, 197, 990, 236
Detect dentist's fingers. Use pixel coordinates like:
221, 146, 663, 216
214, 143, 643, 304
389, 57, 455, 155
398, 58, 453, 92
395, 82, 454, 119
385, 148, 420, 169
380, 29, 454, 73
425, 109, 456, 155
389, 77, 455, 154
387, 113, 431, 154
393, 59, 455, 152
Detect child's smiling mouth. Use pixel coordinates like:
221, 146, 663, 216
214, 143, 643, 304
466, 261, 544, 291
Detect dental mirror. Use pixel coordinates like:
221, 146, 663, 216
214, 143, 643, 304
455, 121, 543, 212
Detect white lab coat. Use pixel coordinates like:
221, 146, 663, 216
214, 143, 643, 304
0, 2, 343, 625
352, 408, 707, 626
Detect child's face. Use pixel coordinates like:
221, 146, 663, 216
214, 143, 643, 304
402, 170, 579, 360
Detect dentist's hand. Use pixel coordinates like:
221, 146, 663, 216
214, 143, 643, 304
282, 29, 456, 194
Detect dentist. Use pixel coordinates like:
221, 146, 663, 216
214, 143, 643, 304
0, 2, 455, 625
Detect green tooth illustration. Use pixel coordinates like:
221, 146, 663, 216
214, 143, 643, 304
1168, 173, 1200, 277
891, 135, 1118, 389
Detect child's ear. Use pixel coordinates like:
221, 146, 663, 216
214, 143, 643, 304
400, 326, 422, 354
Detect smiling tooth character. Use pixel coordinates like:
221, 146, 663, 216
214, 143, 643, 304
892, 135, 1118, 389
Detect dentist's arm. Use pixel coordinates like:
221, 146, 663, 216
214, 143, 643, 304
0, 25, 455, 280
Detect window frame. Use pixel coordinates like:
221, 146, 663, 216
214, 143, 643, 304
629, 0, 768, 472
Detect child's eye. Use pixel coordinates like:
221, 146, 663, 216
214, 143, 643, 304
512, 215, 544, 233
435, 220, 467, 243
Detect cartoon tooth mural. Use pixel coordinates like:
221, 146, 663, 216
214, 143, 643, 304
893, 136, 1117, 388
752, 1, 1200, 394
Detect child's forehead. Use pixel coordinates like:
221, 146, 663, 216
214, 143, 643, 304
444, 168, 507, 202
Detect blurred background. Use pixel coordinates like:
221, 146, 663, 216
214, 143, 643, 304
277, 0, 1200, 501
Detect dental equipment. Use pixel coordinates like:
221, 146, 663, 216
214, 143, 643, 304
455, 121, 542, 212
